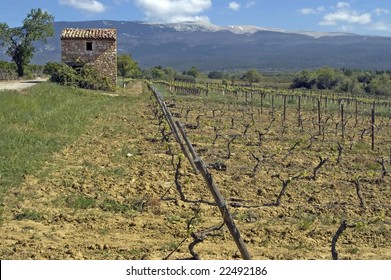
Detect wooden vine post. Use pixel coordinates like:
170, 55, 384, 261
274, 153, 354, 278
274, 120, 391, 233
341, 102, 345, 139
371, 106, 375, 151
176, 121, 252, 260
355, 99, 358, 127
148, 84, 251, 260
317, 98, 321, 135
149, 84, 198, 174
283, 95, 287, 122
271, 94, 275, 119
297, 95, 301, 127
371, 103, 376, 151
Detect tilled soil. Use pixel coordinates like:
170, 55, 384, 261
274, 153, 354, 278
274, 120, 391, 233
0, 82, 390, 260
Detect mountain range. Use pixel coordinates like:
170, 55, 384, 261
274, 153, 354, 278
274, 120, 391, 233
2, 20, 391, 71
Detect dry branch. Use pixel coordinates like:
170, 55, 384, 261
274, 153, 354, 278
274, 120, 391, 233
227, 136, 238, 159
188, 223, 225, 260
331, 220, 356, 260
376, 158, 388, 180
337, 142, 343, 164
272, 174, 301, 206
304, 156, 328, 181
354, 179, 365, 208
250, 153, 261, 175
174, 157, 186, 201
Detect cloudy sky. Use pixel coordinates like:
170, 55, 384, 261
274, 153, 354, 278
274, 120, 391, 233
1, 0, 391, 36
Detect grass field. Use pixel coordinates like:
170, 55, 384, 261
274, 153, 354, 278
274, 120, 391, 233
0, 83, 125, 221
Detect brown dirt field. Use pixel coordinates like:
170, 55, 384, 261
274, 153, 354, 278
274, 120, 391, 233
0, 81, 390, 260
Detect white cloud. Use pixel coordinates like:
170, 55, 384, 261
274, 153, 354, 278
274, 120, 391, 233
300, 8, 315, 15
301, 2, 390, 33
320, 3, 372, 26
59, 0, 106, 13
374, 8, 390, 16
135, 0, 212, 23
320, 11, 371, 26
245, 1, 255, 9
371, 22, 391, 31
336, 2, 350, 9
229, 2, 241, 11
300, 6, 325, 15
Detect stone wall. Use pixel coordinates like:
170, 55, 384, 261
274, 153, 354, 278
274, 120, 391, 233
61, 39, 117, 87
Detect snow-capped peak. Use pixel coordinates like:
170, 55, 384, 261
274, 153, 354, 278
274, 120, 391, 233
144, 21, 354, 38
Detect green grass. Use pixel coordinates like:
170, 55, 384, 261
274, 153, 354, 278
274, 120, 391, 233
0, 82, 118, 219
14, 209, 43, 221
101, 199, 130, 214
66, 194, 96, 210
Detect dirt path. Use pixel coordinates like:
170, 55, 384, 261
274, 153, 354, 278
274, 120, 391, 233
0, 78, 48, 91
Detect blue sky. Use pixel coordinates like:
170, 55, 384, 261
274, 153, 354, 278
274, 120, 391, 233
1, 0, 391, 36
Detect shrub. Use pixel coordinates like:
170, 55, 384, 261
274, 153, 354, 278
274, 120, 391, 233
43, 61, 62, 76
44, 62, 116, 91
0, 61, 18, 80
208, 71, 224, 79
25, 64, 44, 79
174, 74, 196, 83
78, 65, 116, 91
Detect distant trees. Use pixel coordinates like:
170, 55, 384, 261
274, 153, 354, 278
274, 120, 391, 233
186, 66, 201, 78
241, 69, 262, 83
291, 70, 316, 89
0, 8, 54, 77
138, 63, 391, 97
291, 68, 340, 90
315, 67, 341, 89
208, 71, 224, 79
143, 66, 178, 80
291, 67, 391, 96
366, 73, 391, 96
117, 54, 141, 86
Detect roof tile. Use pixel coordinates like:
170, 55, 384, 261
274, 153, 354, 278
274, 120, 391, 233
61, 28, 116, 40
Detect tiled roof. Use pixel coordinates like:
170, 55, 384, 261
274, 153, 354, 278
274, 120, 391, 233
61, 28, 116, 40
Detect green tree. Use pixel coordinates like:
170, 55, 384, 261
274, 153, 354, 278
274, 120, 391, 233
117, 54, 141, 85
314, 67, 341, 90
208, 71, 224, 79
291, 70, 316, 89
163, 67, 177, 80
242, 69, 262, 83
0, 8, 54, 77
151, 67, 165, 79
366, 73, 391, 96
187, 66, 200, 78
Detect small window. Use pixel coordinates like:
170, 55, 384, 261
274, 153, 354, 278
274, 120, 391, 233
86, 42, 93, 51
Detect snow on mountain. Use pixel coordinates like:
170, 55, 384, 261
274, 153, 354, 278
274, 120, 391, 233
144, 21, 354, 38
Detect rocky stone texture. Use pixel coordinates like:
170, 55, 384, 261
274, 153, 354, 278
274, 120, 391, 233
61, 28, 117, 88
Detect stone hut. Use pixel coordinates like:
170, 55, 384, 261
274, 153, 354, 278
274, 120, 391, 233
61, 28, 117, 87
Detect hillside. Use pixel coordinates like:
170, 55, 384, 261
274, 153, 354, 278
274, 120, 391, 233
2, 20, 391, 71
